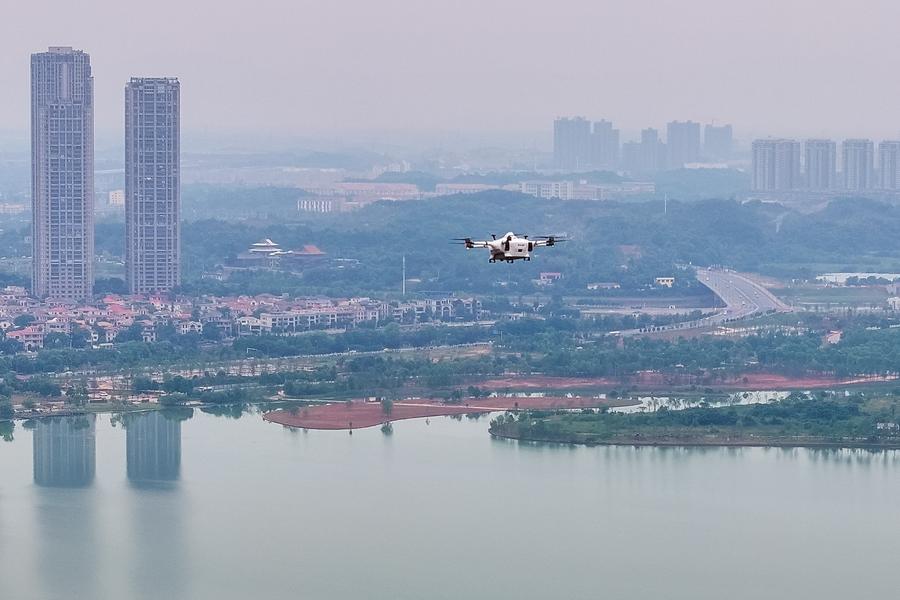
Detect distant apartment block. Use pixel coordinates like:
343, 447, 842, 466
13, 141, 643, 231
879, 141, 900, 190
520, 181, 574, 200
842, 139, 874, 191
703, 124, 733, 160
554, 117, 621, 170
572, 181, 655, 200
31, 47, 94, 301
751, 139, 801, 191
805, 139, 837, 190
434, 183, 512, 196
553, 117, 592, 170
0, 203, 28, 215
108, 189, 125, 207
125, 77, 181, 295
623, 128, 665, 173
298, 197, 342, 213
590, 120, 620, 169
666, 121, 701, 169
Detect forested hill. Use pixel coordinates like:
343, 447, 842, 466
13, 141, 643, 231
82, 191, 900, 296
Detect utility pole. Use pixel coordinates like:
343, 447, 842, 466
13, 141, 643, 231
664, 193, 668, 215
402, 255, 406, 296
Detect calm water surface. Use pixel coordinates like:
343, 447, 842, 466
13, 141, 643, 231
1, 410, 898, 600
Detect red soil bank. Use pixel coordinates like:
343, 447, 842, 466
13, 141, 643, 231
263, 374, 897, 431
264, 395, 620, 431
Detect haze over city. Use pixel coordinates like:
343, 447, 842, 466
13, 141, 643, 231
2, 3, 900, 600
3, 0, 900, 146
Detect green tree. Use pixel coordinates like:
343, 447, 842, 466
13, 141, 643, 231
13, 314, 35, 328
381, 397, 393, 416
0, 398, 14, 419
65, 384, 89, 407
159, 393, 189, 406
70, 327, 91, 349
43, 332, 71, 349
133, 377, 159, 393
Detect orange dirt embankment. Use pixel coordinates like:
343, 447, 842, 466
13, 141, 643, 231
476, 373, 898, 391
264, 395, 623, 431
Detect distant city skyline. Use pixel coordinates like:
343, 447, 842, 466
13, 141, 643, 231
5, 1, 900, 142
554, 117, 729, 172
750, 136, 900, 193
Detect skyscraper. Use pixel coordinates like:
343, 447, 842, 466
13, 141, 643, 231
804, 139, 837, 190
751, 139, 801, 191
31, 47, 94, 301
553, 117, 591, 170
639, 128, 666, 172
125, 77, 181, 295
590, 119, 620, 169
703, 124, 733, 160
878, 141, 900, 190
666, 120, 701, 169
842, 139, 874, 191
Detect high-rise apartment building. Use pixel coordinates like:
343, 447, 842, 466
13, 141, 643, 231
622, 128, 665, 174
878, 141, 900, 190
590, 120, 620, 169
751, 139, 801, 191
125, 77, 181, 295
666, 120, 701, 169
842, 139, 874, 191
640, 128, 666, 172
553, 117, 591, 170
804, 139, 837, 190
31, 47, 94, 300
703, 124, 733, 160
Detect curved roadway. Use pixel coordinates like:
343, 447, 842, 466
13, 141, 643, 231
621, 268, 790, 336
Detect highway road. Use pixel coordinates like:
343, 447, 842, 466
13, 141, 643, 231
695, 267, 789, 323
619, 268, 790, 336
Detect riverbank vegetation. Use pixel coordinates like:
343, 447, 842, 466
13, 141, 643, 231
490, 392, 900, 448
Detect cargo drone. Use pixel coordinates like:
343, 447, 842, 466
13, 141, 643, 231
453, 232, 566, 263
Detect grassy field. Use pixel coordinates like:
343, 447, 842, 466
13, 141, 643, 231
771, 285, 890, 306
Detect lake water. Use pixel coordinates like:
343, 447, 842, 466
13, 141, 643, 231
610, 391, 792, 413
1, 409, 898, 600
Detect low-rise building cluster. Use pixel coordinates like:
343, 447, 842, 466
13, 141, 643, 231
0, 286, 484, 351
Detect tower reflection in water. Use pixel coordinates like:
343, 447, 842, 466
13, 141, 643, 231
125, 409, 191, 486
33, 415, 96, 487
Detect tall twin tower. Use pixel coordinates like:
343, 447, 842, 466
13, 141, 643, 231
31, 47, 180, 301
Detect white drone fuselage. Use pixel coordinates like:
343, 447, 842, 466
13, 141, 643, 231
486, 233, 533, 262
460, 232, 558, 263
457, 232, 563, 262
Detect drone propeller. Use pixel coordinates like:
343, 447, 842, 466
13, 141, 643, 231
452, 237, 476, 249
535, 235, 568, 246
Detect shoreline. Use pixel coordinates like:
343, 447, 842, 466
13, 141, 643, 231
488, 429, 900, 450
263, 396, 635, 430
475, 373, 899, 392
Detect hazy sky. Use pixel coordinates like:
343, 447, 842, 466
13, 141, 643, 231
3, 0, 900, 145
